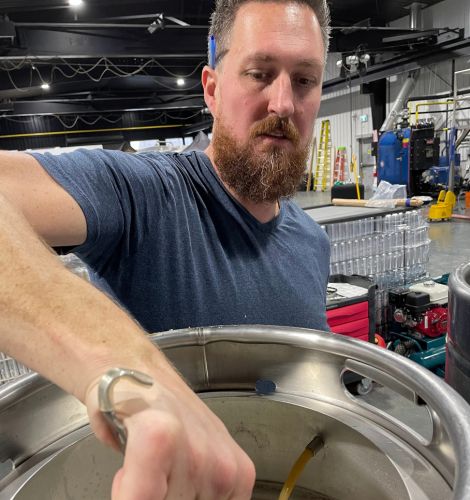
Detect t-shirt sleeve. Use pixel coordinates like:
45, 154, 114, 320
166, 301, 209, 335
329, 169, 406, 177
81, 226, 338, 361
30, 149, 170, 271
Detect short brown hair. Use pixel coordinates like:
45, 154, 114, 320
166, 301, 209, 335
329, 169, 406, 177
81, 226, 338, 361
209, 0, 331, 65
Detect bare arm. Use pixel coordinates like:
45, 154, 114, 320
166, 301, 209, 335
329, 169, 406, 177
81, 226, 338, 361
0, 193, 255, 499
0, 151, 86, 246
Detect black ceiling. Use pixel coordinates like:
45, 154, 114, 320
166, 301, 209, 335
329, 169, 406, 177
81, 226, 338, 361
0, 0, 446, 28
0, 0, 467, 149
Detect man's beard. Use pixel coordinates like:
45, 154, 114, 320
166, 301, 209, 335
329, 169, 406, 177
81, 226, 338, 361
212, 115, 310, 203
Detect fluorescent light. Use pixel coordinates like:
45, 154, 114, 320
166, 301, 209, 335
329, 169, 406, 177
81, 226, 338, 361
41, 83, 50, 90
69, 0, 83, 7
176, 78, 185, 87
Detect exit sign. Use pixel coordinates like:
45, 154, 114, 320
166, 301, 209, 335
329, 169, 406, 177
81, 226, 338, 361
360, 114, 369, 123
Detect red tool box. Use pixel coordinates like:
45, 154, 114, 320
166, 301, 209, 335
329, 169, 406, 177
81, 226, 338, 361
326, 275, 376, 343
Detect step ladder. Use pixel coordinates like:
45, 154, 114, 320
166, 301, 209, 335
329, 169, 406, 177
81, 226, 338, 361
332, 146, 347, 183
305, 137, 316, 192
313, 120, 332, 191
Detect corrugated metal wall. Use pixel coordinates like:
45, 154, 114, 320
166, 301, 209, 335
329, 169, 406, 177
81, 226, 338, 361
390, 0, 470, 37
315, 85, 372, 161
426, 0, 470, 37
314, 0, 470, 185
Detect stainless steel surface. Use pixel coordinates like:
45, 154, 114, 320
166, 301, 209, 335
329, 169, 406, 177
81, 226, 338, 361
0, 374, 88, 472
1, 326, 470, 499
446, 262, 470, 404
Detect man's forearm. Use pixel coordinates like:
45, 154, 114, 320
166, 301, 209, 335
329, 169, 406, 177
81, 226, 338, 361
0, 192, 174, 402
0, 193, 256, 499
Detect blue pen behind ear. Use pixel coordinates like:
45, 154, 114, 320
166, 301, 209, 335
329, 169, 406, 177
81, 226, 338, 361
208, 35, 216, 69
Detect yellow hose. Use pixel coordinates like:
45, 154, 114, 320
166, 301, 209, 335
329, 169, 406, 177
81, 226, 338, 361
278, 436, 324, 500
278, 448, 314, 500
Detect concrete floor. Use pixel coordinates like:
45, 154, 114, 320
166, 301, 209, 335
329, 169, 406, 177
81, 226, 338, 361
294, 188, 470, 439
427, 216, 470, 277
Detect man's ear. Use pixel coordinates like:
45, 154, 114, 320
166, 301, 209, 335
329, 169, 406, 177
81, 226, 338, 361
202, 65, 217, 116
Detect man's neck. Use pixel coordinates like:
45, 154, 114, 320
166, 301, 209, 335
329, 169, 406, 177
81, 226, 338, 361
204, 145, 279, 223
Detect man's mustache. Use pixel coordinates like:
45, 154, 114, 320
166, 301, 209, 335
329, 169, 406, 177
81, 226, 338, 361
249, 116, 300, 144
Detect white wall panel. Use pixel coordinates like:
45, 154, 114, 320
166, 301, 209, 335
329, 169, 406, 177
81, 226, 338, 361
311, 86, 372, 184
425, 0, 470, 36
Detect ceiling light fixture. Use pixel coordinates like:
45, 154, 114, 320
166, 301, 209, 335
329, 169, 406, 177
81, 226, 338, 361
176, 78, 185, 87
69, 0, 84, 7
41, 83, 50, 90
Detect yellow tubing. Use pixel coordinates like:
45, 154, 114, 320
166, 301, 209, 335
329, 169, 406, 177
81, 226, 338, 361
279, 436, 324, 500
278, 448, 314, 500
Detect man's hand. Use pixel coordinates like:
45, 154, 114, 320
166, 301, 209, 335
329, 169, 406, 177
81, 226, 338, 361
85, 372, 256, 500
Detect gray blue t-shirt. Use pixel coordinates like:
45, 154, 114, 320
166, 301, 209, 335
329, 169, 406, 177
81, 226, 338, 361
32, 149, 330, 333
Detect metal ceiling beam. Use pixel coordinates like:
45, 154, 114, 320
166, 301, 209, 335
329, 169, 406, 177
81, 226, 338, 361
2, 96, 206, 117
0, 72, 203, 99
329, 26, 457, 53
14, 23, 208, 29
0, 54, 206, 60
182, 118, 213, 135
1, 26, 208, 58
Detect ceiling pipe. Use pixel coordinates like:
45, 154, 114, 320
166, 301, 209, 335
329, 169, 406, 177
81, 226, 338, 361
408, 2, 425, 31
380, 70, 420, 132
379, 5, 426, 132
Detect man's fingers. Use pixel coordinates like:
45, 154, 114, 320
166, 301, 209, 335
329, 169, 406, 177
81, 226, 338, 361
112, 411, 176, 500
110, 407, 255, 500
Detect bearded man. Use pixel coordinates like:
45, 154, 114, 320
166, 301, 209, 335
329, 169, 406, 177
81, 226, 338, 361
0, 0, 330, 334
0, 0, 331, 498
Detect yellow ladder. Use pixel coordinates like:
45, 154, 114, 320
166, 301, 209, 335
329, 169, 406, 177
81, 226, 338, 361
313, 120, 331, 191
305, 137, 316, 192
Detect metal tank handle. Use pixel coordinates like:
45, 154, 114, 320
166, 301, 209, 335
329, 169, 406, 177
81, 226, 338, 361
344, 359, 424, 405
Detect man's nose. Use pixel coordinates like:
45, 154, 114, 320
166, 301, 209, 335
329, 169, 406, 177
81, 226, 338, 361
267, 74, 295, 118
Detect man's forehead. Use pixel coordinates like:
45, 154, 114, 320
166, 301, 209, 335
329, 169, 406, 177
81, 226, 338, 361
240, 52, 324, 71
225, 2, 324, 63
231, 1, 319, 34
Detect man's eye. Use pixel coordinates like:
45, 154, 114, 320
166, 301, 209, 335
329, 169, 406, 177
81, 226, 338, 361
248, 71, 270, 82
297, 77, 317, 87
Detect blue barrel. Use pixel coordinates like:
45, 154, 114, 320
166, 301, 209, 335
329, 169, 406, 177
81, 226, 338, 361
446, 263, 470, 404
377, 129, 411, 187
